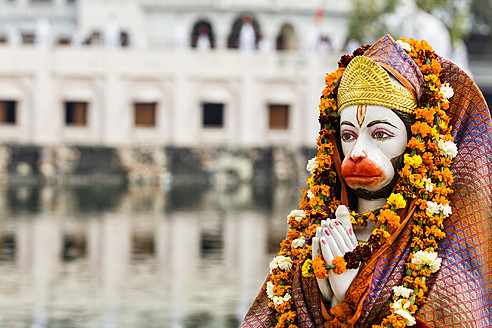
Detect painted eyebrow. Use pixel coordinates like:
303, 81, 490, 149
340, 121, 356, 127
367, 120, 399, 129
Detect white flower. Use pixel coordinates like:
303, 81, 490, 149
426, 201, 440, 216
287, 209, 306, 223
442, 203, 452, 217
423, 177, 434, 193
306, 157, 319, 174
440, 82, 454, 100
438, 139, 458, 158
292, 236, 306, 248
396, 40, 412, 52
272, 293, 291, 306
266, 281, 275, 299
269, 255, 293, 273
307, 190, 315, 199
392, 286, 413, 298
412, 250, 442, 273
392, 300, 417, 326
426, 201, 452, 218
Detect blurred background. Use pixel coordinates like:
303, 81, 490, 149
0, 0, 490, 327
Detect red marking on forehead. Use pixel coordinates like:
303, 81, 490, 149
356, 104, 367, 128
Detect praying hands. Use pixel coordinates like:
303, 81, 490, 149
312, 205, 359, 306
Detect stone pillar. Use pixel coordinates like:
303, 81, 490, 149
102, 52, 127, 145
32, 50, 58, 144
171, 53, 195, 145
238, 57, 257, 146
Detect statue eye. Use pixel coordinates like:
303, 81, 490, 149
341, 132, 356, 142
372, 130, 391, 140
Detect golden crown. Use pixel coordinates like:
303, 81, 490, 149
337, 56, 417, 114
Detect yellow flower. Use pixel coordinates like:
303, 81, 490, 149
430, 127, 440, 139
373, 228, 391, 241
301, 259, 315, 278
404, 154, 423, 168
387, 193, 407, 209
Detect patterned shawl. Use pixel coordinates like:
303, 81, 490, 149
241, 35, 492, 328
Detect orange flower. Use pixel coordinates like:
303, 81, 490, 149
432, 168, 454, 185
387, 214, 401, 229
308, 196, 324, 209
319, 98, 336, 113
407, 137, 426, 153
425, 141, 439, 154
305, 225, 317, 240
328, 200, 341, 214
299, 199, 309, 211
278, 310, 296, 324
275, 300, 292, 313
414, 276, 428, 289
286, 229, 301, 239
319, 142, 334, 154
332, 256, 347, 275
364, 210, 377, 222
287, 217, 301, 229
411, 121, 433, 138
403, 276, 414, 285
317, 153, 333, 168
412, 224, 424, 236
385, 313, 406, 328
378, 208, 400, 228
373, 228, 391, 242
424, 73, 439, 85
411, 236, 424, 249
319, 185, 331, 198
325, 68, 344, 85
415, 106, 437, 124
313, 255, 329, 279
274, 284, 292, 296
423, 238, 438, 249
420, 59, 442, 75
425, 225, 446, 239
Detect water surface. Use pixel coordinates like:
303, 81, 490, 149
0, 183, 302, 328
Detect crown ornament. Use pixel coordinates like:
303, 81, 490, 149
337, 56, 417, 114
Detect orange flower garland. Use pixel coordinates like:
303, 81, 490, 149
266, 39, 455, 328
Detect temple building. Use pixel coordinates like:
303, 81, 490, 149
0, 0, 350, 148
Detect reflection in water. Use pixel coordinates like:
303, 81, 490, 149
0, 183, 303, 328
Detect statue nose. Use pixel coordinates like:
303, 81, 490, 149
350, 140, 367, 162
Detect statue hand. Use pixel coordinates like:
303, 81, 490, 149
312, 235, 336, 304
319, 205, 359, 305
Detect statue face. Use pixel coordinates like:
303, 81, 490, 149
339, 104, 408, 193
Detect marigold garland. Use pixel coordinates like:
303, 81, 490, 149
266, 38, 455, 328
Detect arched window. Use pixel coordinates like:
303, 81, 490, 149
227, 13, 261, 50
191, 20, 215, 49
276, 23, 297, 51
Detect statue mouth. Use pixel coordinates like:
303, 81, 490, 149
343, 175, 382, 187
341, 158, 385, 188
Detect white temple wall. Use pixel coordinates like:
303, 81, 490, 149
0, 46, 339, 147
